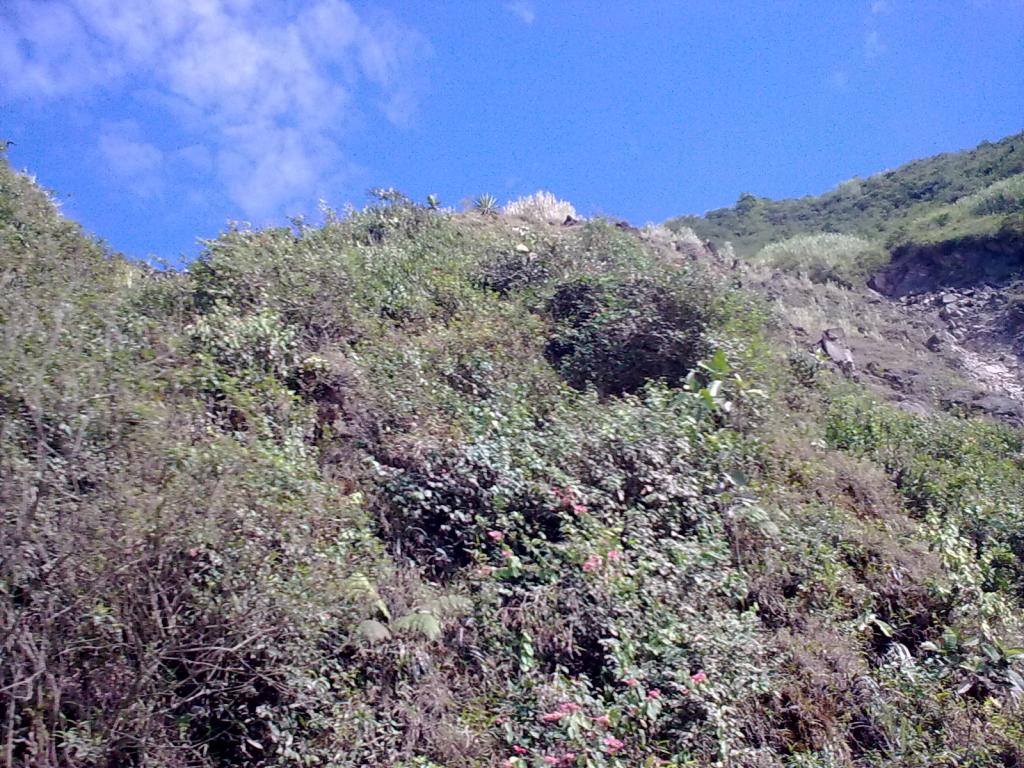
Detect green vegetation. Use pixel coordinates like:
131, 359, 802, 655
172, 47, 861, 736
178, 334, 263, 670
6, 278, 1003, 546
753, 233, 887, 287
2, 150, 1023, 768
667, 132, 1024, 259
896, 172, 1024, 246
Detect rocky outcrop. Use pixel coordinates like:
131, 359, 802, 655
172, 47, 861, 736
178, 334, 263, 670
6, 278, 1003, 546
896, 280, 1024, 411
942, 389, 1024, 423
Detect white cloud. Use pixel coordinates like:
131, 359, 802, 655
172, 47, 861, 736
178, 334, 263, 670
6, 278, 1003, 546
98, 121, 165, 197
862, 0, 892, 61
504, 1, 537, 25
0, 0, 429, 220
863, 29, 886, 60
828, 69, 850, 90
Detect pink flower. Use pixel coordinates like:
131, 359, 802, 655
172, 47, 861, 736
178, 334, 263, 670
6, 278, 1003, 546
693, 634, 707, 642
488, 530, 504, 542
544, 757, 559, 765
512, 745, 528, 755
560, 753, 577, 765
603, 736, 625, 753
646, 688, 661, 699
502, 549, 514, 559
582, 554, 602, 572
557, 701, 582, 714
501, 761, 515, 768
552, 486, 573, 503
541, 711, 566, 723
691, 670, 707, 684
593, 714, 612, 727
607, 549, 621, 561
187, 547, 199, 558
475, 565, 496, 578
623, 677, 639, 687
570, 502, 588, 515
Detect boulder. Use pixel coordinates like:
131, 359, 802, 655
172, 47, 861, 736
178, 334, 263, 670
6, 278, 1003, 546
925, 332, 953, 352
819, 327, 855, 375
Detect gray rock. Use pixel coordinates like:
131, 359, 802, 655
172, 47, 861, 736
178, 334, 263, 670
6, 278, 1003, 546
819, 328, 855, 375
943, 390, 1024, 421
926, 332, 952, 352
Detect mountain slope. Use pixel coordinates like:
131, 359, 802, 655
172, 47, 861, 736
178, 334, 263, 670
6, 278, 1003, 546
1, 157, 1023, 768
666, 131, 1024, 433
667, 131, 1024, 259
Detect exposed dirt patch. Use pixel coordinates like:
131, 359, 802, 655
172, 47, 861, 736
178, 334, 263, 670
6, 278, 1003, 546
869, 232, 1024, 297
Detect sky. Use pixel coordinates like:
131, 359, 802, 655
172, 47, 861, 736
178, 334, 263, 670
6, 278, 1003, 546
1, 0, 1022, 265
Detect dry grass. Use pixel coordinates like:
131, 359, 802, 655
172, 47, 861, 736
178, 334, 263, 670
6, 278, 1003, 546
503, 190, 577, 224
762, 274, 889, 342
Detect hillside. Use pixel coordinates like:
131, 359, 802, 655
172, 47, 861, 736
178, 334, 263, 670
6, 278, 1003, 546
2, 154, 1024, 768
667, 132, 1024, 261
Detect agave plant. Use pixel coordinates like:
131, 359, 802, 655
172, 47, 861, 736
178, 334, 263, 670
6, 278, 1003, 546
473, 193, 499, 216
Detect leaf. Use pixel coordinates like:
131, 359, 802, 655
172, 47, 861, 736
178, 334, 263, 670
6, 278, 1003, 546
1006, 669, 1024, 691
342, 573, 390, 620
725, 470, 748, 488
699, 349, 731, 376
427, 595, 473, 617
981, 643, 1001, 664
392, 612, 442, 641
356, 619, 392, 644
872, 618, 895, 638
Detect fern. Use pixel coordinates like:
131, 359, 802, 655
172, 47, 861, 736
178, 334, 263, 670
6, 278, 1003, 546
356, 619, 392, 643
391, 612, 442, 641
342, 573, 390, 619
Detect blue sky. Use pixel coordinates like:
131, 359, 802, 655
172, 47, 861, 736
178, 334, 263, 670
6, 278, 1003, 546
2, 1, 1022, 264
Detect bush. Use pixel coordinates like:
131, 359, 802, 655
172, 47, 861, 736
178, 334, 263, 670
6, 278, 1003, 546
4, 154, 1024, 768
544, 269, 720, 396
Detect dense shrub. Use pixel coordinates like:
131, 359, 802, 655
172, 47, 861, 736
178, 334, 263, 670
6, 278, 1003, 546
2, 155, 1023, 767
544, 270, 720, 395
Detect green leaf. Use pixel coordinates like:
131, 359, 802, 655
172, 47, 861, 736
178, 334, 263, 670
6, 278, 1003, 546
342, 573, 390, 620
356, 619, 392, 644
426, 595, 473, 616
392, 612, 442, 641
872, 618, 895, 638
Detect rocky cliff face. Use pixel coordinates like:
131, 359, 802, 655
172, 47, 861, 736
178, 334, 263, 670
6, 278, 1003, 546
896, 282, 1024, 421
869, 232, 1024, 298
738, 245, 1024, 425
